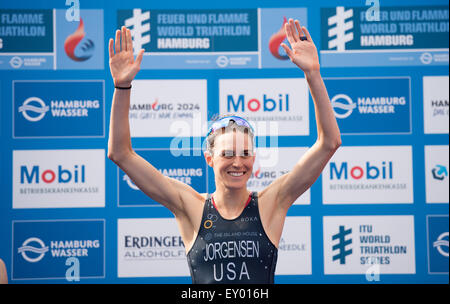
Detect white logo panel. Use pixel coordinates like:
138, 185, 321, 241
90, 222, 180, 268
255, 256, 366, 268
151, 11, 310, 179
423, 76, 449, 134
275, 216, 311, 275
248, 147, 310, 205
129, 79, 207, 138
117, 218, 190, 278
13, 149, 105, 208
219, 78, 309, 137
322, 146, 413, 204
323, 216, 415, 274
425, 145, 449, 204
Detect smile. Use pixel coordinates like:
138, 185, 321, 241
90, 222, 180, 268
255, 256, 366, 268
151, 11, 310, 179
228, 171, 245, 177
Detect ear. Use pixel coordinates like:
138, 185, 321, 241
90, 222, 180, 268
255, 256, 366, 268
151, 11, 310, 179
204, 150, 214, 168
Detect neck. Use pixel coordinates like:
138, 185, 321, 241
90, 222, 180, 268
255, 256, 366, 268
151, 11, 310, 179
212, 185, 250, 216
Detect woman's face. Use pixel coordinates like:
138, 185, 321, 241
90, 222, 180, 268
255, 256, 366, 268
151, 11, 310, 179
205, 130, 255, 190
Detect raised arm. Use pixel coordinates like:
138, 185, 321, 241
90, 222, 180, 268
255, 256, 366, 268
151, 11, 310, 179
107, 27, 201, 216
265, 19, 341, 210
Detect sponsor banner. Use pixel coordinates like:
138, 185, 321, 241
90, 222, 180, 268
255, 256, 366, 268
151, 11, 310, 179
219, 78, 309, 137
117, 8, 306, 69
13, 149, 105, 208
117, 218, 189, 277
248, 147, 310, 205
13, 80, 104, 138
275, 216, 311, 275
129, 79, 207, 138
423, 76, 449, 134
320, 6, 449, 67
0, 9, 103, 70
323, 216, 415, 274
118, 149, 207, 206
12, 219, 105, 280
55, 9, 104, 70
325, 77, 411, 134
425, 145, 449, 204
427, 215, 449, 274
322, 146, 413, 204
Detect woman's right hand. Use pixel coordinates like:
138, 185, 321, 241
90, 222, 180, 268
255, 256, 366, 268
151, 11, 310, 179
109, 26, 144, 87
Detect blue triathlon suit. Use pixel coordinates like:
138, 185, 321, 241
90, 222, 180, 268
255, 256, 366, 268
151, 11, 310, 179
187, 192, 278, 284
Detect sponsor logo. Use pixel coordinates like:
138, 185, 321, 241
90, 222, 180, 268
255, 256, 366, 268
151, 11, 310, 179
124, 9, 150, 54
425, 145, 449, 204
331, 226, 353, 264
324, 216, 415, 274
219, 79, 309, 136
13, 149, 105, 209
118, 218, 190, 277
325, 78, 411, 134
18, 237, 49, 263
227, 93, 290, 113
423, 76, 449, 134
268, 17, 288, 60
12, 220, 104, 280
327, 7, 354, 51
323, 146, 413, 204
13, 81, 104, 138
433, 232, 449, 258
64, 18, 95, 61
18, 97, 49, 122
9, 56, 23, 68
432, 164, 448, 181
427, 215, 449, 274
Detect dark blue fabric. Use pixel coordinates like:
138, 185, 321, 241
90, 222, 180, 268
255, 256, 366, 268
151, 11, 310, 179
187, 192, 278, 284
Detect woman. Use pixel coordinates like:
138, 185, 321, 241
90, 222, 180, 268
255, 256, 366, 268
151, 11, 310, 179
108, 19, 341, 283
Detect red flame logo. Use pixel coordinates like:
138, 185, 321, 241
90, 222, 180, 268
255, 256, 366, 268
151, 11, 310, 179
268, 17, 289, 60
64, 18, 95, 62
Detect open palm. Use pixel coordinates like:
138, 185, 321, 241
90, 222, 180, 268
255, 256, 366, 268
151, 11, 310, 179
109, 26, 144, 87
281, 19, 320, 73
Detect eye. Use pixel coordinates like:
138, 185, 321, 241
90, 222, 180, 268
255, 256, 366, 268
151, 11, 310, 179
221, 150, 235, 158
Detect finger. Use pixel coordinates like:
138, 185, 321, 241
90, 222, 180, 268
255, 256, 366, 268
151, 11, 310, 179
295, 20, 305, 40
302, 26, 313, 41
281, 43, 293, 59
108, 38, 114, 58
289, 18, 298, 42
284, 22, 295, 45
127, 28, 133, 54
115, 29, 121, 53
135, 49, 144, 66
121, 26, 127, 52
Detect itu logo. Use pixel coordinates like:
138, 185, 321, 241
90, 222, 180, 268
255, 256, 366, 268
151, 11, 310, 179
433, 232, 449, 258
124, 9, 150, 54
64, 18, 95, 62
227, 94, 290, 112
18, 97, 49, 122
268, 16, 289, 60
432, 165, 448, 181
18, 237, 49, 263
331, 94, 356, 119
332, 225, 352, 264
328, 6, 354, 51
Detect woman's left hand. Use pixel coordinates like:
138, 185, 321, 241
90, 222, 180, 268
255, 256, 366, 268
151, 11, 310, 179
281, 19, 320, 74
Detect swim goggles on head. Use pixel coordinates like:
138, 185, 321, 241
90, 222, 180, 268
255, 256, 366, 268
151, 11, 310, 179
206, 115, 254, 137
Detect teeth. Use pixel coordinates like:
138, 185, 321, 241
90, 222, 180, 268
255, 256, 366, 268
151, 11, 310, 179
229, 172, 244, 176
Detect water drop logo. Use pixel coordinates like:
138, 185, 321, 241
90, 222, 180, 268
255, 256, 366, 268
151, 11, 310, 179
64, 18, 95, 62
268, 17, 289, 60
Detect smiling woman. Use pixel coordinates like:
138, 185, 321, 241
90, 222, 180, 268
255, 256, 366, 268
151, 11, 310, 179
107, 19, 341, 284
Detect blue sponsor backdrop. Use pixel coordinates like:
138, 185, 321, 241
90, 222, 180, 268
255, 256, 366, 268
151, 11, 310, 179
0, 0, 448, 284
